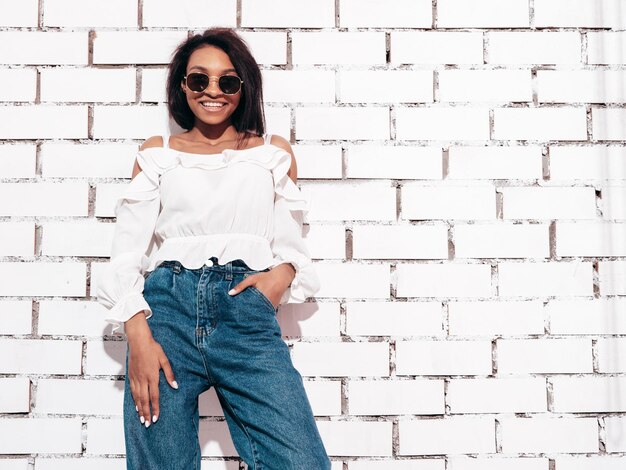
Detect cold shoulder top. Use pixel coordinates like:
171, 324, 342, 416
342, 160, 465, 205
95, 132, 320, 335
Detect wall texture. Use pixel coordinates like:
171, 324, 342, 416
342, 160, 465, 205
1, 0, 626, 468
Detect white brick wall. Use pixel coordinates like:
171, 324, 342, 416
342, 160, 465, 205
1, 1, 626, 468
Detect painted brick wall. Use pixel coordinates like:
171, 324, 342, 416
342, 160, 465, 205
1, 0, 626, 468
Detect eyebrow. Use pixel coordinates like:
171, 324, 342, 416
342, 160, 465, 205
188, 65, 237, 74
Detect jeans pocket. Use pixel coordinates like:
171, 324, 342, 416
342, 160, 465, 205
243, 272, 278, 313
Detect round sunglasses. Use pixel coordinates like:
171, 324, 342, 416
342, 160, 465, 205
183, 72, 244, 95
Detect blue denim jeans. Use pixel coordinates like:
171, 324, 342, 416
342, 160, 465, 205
123, 256, 331, 469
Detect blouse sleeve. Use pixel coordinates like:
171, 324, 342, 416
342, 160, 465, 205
95, 152, 161, 336
269, 152, 321, 305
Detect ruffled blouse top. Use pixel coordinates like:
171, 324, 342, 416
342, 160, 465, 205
95, 132, 320, 335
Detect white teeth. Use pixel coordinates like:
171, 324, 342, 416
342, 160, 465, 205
200, 102, 226, 108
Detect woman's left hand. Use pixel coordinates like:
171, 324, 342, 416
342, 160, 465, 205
228, 264, 295, 309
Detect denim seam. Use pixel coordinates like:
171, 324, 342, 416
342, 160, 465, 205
214, 387, 261, 469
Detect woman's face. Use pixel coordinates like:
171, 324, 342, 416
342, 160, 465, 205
180, 45, 242, 127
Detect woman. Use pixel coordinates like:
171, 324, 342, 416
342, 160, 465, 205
96, 27, 330, 469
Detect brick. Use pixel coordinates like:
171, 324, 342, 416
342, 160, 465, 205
498, 261, 594, 297
37, 379, 123, 415
238, 31, 287, 65
0, 377, 31, 412
402, 183, 496, 220
0, 31, 88, 65
0, 222, 36, 257
44, 0, 137, 27
396, 262, 493, 299
295, 106, 389, 140
349, 379, 444, 415
493, 107, 587, 141
41, 142, 137, 178
553, 376, 626, 412
556, 221, 626, 256
499, 417, 598, 453
0, 301, 32, 336
241, 0, 334, 28
42, 221, 111, 257
501, 186, 597, 220
92, 104, 168, 139
316, 420, 393, 456
497, 338, 593, 374
313, 262, 391, 301
0, 418, 82, 454
340, 70, 433, 103
448, 457, 548, 470
346, 145, 442, 180
535, 0, 626, 28
548, 298, 626, 335
345, 301, 445, 337
0, 68, 37, 101
0, 105, 87, 139
341, 0, 432, 27
588, 32, 626, 64
391, 32, 484, 65
592, 108, 626, 140
549, 145, 626, 181
597, 338, 626, 373
0, 339, 82, 374
538, 70, 626, 103
438, 0, 529, 28
448, 300, 545, 336
0, 142, 37, 178
292, 32, 386, 65
399, 416, 496, 455
448, 146, 542, 180
599, 260, 626, 295
0, 181, 88, 216
352, 224, 448, 260
439, 69, 532, 103
305, 181, 396, 222
448, 377, 547, 413
601, 185, 626, 219
0, 0, 37, 26
396, 340, 493, 375
554, 457, 626, 470
264, 70, 335, 103
397, 107, 490, 141
487, 32, 581, 65
454, 222, 549, 259
92, 31, 187, 65
143, 0, 236, 27
605, 417, 626, 452
40, 67, 136, 103
276, 302, 340, 338
291, 342, 390, 377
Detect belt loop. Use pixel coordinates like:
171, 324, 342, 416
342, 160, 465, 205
225, 260, 233, 280
173, 261, 182, 274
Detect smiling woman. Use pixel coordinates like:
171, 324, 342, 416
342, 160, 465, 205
94, 27, 330, 470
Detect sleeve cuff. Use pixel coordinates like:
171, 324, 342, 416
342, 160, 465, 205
271, 258, 321, 305
104, 292, 152, 336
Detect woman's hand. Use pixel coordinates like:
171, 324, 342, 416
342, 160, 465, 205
125, 313, 179, 428
228, 264, 295, 309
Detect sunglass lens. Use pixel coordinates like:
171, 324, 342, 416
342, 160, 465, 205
187, 73, 208, 92
219, 75, 241, 94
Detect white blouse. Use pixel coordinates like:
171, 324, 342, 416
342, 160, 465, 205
96, 132, 320, 335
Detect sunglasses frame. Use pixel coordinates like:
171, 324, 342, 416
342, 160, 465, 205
182, 72, 244, 95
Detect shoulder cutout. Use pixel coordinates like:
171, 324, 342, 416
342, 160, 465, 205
267, 134, 297, 183
139, 135, 167, 151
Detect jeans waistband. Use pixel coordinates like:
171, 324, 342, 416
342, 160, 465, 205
157, 257, 269, 274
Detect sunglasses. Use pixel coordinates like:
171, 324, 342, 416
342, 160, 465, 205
183, 72, 244, 95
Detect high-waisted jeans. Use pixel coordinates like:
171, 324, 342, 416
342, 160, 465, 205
123, 256, 331, 470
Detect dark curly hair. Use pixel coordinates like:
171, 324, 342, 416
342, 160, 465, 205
166, 27, 266, 149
